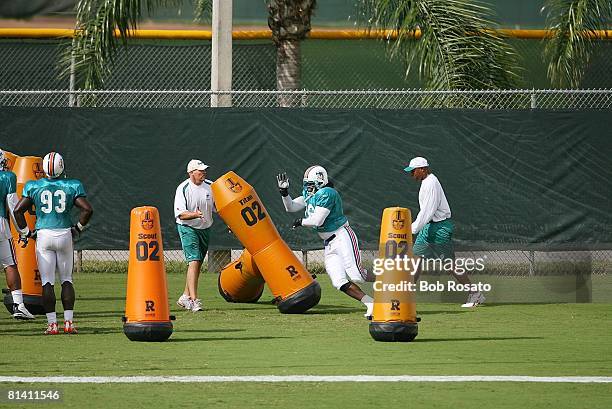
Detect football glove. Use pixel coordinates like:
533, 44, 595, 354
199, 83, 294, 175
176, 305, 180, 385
277, 172, 289, 197
18, 228, 36, 248
71, 222, 88, 239
291, 218, 302, 229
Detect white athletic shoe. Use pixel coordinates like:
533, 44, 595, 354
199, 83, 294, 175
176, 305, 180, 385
191, 298, 203, 312
461, 292, 486, 308
176, 294, 193, 310
13, 303, 35, 320
364, 302, 374, 319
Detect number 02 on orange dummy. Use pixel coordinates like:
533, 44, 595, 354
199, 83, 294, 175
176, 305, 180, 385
212, 172, 320, 313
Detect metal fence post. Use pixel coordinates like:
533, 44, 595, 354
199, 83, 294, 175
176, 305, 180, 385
76, 250, 82, 273
302, 250, 308, 269
576, 251, 593, 303
211, 0, 233, 108
530, 91, 537, 109
528, 250, 535, 276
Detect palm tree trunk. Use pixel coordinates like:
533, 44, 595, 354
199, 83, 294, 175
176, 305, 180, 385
277, 39, 301, 107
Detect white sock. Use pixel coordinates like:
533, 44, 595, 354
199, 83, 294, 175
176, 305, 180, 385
64, 310, 74, 322
11, 289, 23, 305
46, 312, 57, 324
360, 294, 374, 305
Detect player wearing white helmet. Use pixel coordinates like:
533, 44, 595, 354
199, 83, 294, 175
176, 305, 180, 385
42, 151, 65, 179
277, 165, 374, 318
0, 149, 35, 320
14, 152, 94, 335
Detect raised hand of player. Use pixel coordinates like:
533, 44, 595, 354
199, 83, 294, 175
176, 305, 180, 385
277, 173, 289, 197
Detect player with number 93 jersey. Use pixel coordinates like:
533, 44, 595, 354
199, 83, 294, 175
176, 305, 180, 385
22, 179, 86, 230
14, 152, 93, 336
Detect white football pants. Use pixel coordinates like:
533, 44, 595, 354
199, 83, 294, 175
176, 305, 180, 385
35, 229, 74, 285
323, 224, 367, 290
0, 217, 17, 268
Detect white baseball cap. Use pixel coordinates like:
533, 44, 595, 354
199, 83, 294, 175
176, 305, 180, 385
403, 157, 429, 173
187, 159, 209, 173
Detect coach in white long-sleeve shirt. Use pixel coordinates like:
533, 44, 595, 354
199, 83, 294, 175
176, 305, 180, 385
404, 156, 485, 307
174, 159, 215, 313
411, 172, 452, 235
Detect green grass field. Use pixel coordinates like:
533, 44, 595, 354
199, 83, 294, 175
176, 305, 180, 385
1, 272, 611, 408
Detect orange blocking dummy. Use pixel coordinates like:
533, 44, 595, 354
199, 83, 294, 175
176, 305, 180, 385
369, 207, 418, 342
123, 207, 174, 341
218, 249, 265, 303
3, 156, 45, 315
212, 171, 320, 313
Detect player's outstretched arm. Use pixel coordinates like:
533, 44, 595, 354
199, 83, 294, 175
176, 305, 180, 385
292, 206, 331, 229
276, 172, 306, 213
301, 206, 331, 228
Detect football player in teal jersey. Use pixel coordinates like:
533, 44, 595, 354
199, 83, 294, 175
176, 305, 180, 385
14, 152, 93, 335
0, 149, 34, 320
277, 165, 374, 318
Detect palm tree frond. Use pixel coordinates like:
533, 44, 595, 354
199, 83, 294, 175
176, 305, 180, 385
543, 0, 612, 88
62, 0, 182, 90
357, 0, 522, 91
194, 0, 212, 23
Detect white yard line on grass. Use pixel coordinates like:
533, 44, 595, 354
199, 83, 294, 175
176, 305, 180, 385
1, 376, 611, 383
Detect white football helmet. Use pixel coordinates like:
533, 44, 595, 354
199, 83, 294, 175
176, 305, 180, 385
303, 165, 329, 196
0, 149, 6, 171
42, 152, 65, 179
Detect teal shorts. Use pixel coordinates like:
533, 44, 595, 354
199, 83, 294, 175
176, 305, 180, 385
413, 219, 455, 260
177, 224, 210, 262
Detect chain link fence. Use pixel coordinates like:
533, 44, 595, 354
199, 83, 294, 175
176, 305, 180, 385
73, 248, 612, 281
0, 37, 611, 91
1, 89, 611, 109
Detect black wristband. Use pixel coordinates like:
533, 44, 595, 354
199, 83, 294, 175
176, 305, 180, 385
279, 187, 289, 197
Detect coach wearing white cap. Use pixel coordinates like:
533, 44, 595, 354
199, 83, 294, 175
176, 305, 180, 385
174, 159, 215, 313
404, 156, 485, 308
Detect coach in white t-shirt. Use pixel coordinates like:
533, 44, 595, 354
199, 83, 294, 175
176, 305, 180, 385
174, 159, 215, 312
405, 156, 485, 308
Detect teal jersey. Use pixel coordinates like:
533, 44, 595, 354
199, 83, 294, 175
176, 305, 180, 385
0, 171, 17, 220
22, 178, 87, 230
303, 186, 348, 233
